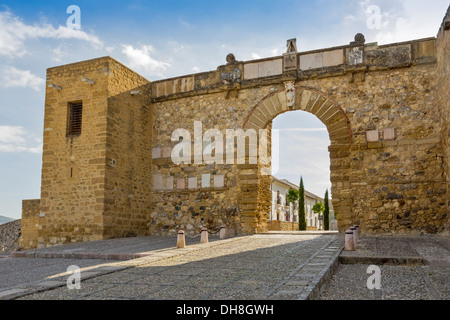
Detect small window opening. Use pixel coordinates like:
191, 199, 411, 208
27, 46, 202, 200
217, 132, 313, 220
68, 102, 83, 136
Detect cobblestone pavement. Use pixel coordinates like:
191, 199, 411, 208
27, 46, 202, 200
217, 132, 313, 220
319, 235, 450, 300
1, 234, 342, 300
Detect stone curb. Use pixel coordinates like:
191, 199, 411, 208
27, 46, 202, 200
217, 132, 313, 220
264, 235, 344, 301
10, 236, 248, 261
299, 244, 343, 300
1, 236, 250, 300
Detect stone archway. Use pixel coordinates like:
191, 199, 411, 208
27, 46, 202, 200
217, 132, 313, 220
241, 84, 353, 233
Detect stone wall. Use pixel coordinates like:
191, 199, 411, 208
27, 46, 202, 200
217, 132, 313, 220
150, 87, 274, 235
436, 7, 450, 232
103, 59, 152, 238
0, 220, 21, 253
39, 57, 112, 246
150, 37, 447, 236
37, 57, 151, 248
267, 221, 299, 232
22, 7, 449, 248
19, 199, 40, 249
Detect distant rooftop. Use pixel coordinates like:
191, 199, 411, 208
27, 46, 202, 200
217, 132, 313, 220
272, 176, 323, 201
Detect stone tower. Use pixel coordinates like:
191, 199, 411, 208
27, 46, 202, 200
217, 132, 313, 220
23, 57, 152, 247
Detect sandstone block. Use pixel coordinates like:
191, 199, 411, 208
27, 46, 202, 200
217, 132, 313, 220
366, 130, 379, 142
152, 147, 161, 159
323, 49, 344, 67
202, 174, 211, 188
300, 52, 323, 70
214, 175, 225, 188
188, 177, 197, 189
258, 59, 283, 78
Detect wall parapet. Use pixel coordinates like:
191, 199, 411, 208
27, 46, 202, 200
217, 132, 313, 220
151, 37, 437, 102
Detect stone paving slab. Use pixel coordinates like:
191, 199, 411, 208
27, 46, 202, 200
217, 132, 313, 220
320, 234, 450, 300
0, 234, 344, 300
339, 235, 450, 266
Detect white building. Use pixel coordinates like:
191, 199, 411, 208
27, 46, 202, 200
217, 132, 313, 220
270, 177, 336, 230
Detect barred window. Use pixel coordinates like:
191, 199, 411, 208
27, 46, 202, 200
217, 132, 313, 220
68, 102, 82, 136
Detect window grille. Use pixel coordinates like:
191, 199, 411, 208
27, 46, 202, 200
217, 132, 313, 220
68, 102, 82, 136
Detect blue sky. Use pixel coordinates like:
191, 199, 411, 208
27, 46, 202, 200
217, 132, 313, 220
0, 0, 448, 219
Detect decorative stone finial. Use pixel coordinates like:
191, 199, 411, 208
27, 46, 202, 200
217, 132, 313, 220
286, 38, 298, 53
226, 53, 237, 65
351, 33, 366, 46
355, 33, 366, 44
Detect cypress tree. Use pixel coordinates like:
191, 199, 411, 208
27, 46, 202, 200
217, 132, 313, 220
324, 189, 330, 231
298, 177, 307, 231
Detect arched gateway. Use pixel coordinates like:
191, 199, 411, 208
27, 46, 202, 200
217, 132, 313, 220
241, 85, 352, 234
19, 10, 450, 248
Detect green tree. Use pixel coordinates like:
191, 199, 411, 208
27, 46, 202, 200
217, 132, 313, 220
312, 202, 325, 231
312, 202, 324, 216
286, 189, 299, 205
323, 189, 330, 231
298, 177, 307, 231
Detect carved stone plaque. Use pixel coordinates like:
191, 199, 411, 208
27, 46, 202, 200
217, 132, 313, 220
283, 54, 298, 71
349, 47, 363, 65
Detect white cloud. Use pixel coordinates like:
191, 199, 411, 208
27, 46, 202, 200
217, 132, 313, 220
340, 0, 449, 45
169, 41, 186, 53
105, 46, 115, 54
243, 46, 283, 61
2, 66, 45, 91
121, 44, 171, 76
0, 126, 26, 144
270, 48, 280, 56
372, 1, 448, 44
0, 10, 103, 58
51, 46, 64, 63
0, 126, 42, 154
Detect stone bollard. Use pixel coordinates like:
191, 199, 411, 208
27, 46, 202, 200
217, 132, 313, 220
350, 227, 357, 248
177, 230, 186, 249
353, 225, 360, 243
219, 226, 227, 240
345, 229, 355, 251
200, 227, 208, 244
